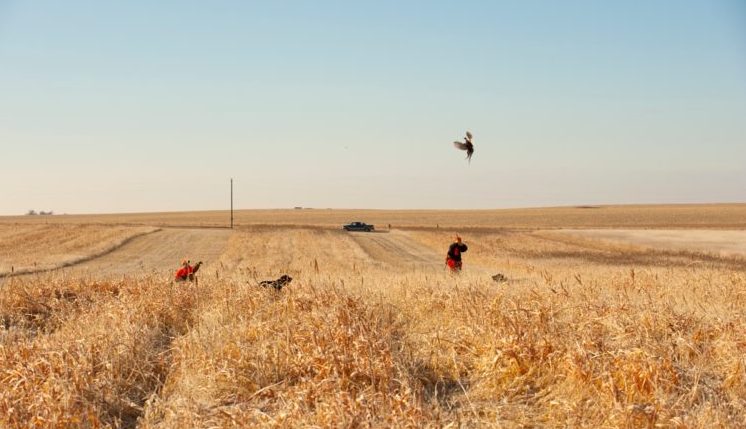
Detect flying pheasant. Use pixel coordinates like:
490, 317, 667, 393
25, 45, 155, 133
453, 131, 474, 163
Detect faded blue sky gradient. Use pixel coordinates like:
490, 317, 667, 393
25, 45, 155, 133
1, 1, 745, 214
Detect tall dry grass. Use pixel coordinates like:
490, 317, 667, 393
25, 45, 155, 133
1, 226, 745, 427
0, 275, 196, 427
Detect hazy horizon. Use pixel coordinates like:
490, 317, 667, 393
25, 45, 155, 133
2, 1, 745, 215
6, 201, 746, 219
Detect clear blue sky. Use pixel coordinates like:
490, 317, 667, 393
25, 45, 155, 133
1, 0, 744, 214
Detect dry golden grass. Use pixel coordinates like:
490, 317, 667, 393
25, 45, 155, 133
1, 209, 746, 427
0, 225, 158, 276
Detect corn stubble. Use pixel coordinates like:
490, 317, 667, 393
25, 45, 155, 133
1, 228, 745, 428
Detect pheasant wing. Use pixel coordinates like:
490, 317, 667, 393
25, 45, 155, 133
453, 141, 469, 151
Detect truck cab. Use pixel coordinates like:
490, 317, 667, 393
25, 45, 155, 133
343, 221, 375, 232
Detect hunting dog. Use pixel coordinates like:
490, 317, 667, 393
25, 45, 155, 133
259, 274, 293, 291
492, 273, 508, 283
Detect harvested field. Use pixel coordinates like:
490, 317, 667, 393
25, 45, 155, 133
0, 224, 158, 276
64, 228, 232, 280
2, 203, 745, 230
1, 207, 746, 427
347, 230, 442, 269
551, 229, 746, 258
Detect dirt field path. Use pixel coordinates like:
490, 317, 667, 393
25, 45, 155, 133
347, 230, 443, 269
62, 228, 233, 279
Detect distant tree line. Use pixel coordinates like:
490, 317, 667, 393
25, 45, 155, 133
26, 210, 54, 216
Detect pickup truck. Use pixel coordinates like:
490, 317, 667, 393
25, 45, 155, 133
343, 221, 375, 232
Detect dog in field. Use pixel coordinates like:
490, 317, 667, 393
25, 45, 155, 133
259, 274, 293, 291
492, 273, 508, 283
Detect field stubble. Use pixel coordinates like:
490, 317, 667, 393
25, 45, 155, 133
1, 215, 746, 427
2, 203, 745, 230
0, 224, 158, 276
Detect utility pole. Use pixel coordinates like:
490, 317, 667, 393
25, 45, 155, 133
230, 178, 234, 229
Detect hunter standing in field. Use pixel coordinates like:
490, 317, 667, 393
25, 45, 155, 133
446, 235, 468, 272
